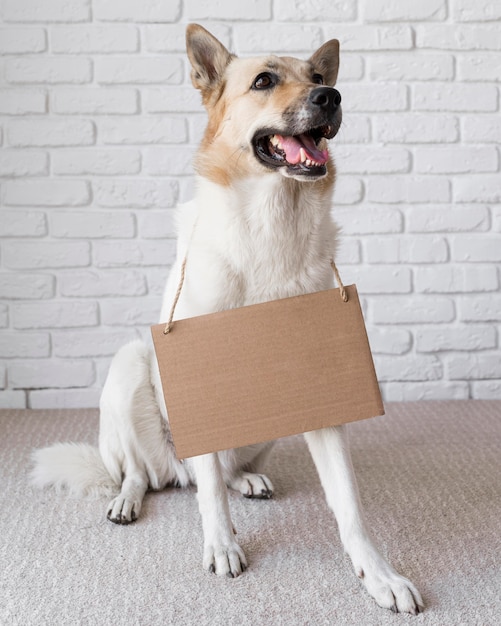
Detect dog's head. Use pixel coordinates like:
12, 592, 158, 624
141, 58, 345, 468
186, 24, 342, 185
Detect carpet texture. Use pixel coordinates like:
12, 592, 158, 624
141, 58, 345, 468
1, 402, 500, 626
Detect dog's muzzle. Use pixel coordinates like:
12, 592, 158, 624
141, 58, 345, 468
251, 87, 342, 179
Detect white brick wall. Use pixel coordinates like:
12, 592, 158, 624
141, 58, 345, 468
0, 0, 500, 407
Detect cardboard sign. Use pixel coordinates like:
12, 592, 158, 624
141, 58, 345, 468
151, 285, 383, 459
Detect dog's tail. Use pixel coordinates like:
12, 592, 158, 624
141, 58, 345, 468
30, 443, 119, 498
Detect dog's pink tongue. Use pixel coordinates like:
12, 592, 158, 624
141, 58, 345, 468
276, 133, 329, 165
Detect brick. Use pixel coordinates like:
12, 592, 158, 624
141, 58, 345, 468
413, 84, 498, 112
7, 119, 94, 147
143, 146, 195, 176
335, 207, 403, 234
416, 24, 501, 50
94, 179, 178, 208
329, 25, 413, 51
406, 206, 490, 233
374, 355, 443, 382
235, 25, 322, 53
13, 301, 98, 329
59, 270, 147, 297
0, 210, 47, 237
0, 88, 46, 114
144, 24, 231, 52
372, 296, 455, 324
3, 241, 90, 269
52, 88, 138, 114
0, 391, 26, 408
452, 236, 501, 262
462, 115, 501, 143
0, 150, 48, 176
29, 388, 101, 409
100, 297, 161, 326
363, 0, 446, 22
50, 211, 135, 238
416, 326, 497, 352
98, 117, 186, 144
143, 87, 204, 114
53, 330, 137, 357
6, 57, 92, 84
366, 327, 412, 354
453, 0, 501, 21
0, 273, 54, 299
494, 207, 501, 232
95, 57, 182, 84
368, 177, 450, 204
340, 84, 408, 112
3, 0, 90, 22
0, 28, 46, 53
52, 149, 141, 175
3, 179, 90, 207
383, 382, 469, 401
51, 25, 139, 53
0, 306, 8, 328
332, 115, 371, 144
335, 239, 361, 265
369, 53, 454, 81
337, 55, 364, 82
94, 0, 181, 22
334, 146, 410, 174
454, 176, 501, 204
458, 54, 501, 82
276, 0, 355, 21
9, 359, 95, 389
366, 236, 448, 264
137, 210, 177, 239
0, 332, 50, 358
0, 366, 6, 388
415, 266, 498, 293
93, 240, 176, 268
471, 381, 501, 400
448, 354, 501, 380
375, 113, 459, 143
332, 177, 364, 205
458, 295, 501, 322
184, 0, 271, 21
340, 266, 411, 294
414, 147, 498, 174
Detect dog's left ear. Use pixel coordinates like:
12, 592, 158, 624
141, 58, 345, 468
186, 24, 234, 97
309, 39, 340, 86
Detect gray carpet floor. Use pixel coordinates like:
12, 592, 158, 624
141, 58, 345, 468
1, 401, 500, 626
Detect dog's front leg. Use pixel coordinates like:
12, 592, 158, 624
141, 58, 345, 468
192, 452, 247, 578
304, 426, 423, 614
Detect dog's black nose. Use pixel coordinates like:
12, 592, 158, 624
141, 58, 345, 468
309, 87, 342, 111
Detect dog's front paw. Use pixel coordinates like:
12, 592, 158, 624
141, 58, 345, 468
107, 495, 141, 525
229, 472, 274, 499
357, 561, 423, 615
203, 540, 248, 578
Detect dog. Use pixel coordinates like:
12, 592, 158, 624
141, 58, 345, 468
31, 24, 423, 615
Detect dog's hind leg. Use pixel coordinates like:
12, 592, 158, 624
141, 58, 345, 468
99, 340, 184, 524
304, 425, 424, 615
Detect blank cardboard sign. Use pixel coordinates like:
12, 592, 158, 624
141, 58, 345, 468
151, 285, 384, 459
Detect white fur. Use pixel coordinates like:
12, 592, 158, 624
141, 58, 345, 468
31, 28, 423, 614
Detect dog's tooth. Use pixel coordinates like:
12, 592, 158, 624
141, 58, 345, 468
299, 148, 307, 163
270, 135, 279, 147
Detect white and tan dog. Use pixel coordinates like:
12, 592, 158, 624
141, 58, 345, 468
32, 25, 423, 614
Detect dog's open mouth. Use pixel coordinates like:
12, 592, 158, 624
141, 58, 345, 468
253, 124, 336, 177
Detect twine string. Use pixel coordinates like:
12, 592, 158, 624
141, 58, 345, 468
163, 257, 348, 334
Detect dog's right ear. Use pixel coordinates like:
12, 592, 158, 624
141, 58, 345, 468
186, 24, 234, 97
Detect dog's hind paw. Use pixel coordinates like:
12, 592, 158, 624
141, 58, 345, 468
106, 495, 141, 525
203, 541, 248, 578
229, 472, 274, 499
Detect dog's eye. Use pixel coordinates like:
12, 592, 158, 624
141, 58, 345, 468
252, 72, 277, 90
312, 73, 324, 85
